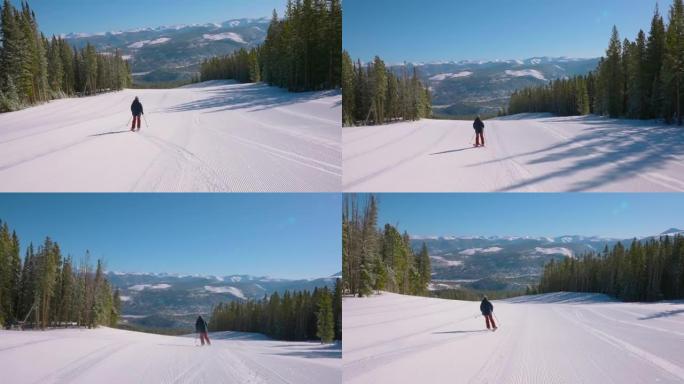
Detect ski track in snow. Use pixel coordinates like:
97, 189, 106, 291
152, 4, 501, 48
343, 292, 684, 384
0, 327, 341, 384
0, 81, 341, 192
343, 114, 684, 192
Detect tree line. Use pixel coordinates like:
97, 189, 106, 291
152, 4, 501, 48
508, 1, 684, 125
201, 0, 341, 92
537, 235, 684, 302
208, 280, 341, 343
0, 0, 131, 112
342, 53, 432, 126
342, 194, 431, 297
0, 219, 121, 329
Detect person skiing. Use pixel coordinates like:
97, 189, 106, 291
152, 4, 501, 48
480, 295, 497, 331
130, 97, 144, 132
473, 115, 485, 147
195, 315, 211, 346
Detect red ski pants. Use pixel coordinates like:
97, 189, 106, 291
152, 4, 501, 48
484, 314, 496, 329
475, 132, 485, 146
132, 115, 141, 129
199, 331, 211, 345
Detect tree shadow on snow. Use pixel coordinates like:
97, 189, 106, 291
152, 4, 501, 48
469, 116, 684, 191
165, 83, 339, 114
268, 343, 341, 359
639, 309, 684, 321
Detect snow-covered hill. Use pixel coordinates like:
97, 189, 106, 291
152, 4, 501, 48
343, 114, 684, 192
343, 292, 684, 383
391, 57, 598, 116
0, 81, 341, 192
105, 271, 339, 329
64, 18, 269, 83
0, 327, 340, 384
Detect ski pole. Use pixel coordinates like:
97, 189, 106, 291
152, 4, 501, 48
143, 114, 149, 129
125, 116, 132, 128
493, 313, 501, 327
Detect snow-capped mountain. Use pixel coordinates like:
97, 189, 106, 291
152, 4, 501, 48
415, 228, 681, 290
391, 57, 599, 116
107, 271, 338, 329
63, 18, 269, 83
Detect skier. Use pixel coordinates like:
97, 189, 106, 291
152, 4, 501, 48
130, 96, 144, 132
480, 295, 497, 331
195, 315, 211, 346
473, 115, 485, 147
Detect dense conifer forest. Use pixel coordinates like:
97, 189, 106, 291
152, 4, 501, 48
0, 219, 120, 329
537, 235, 684, 301
200, 0, 341, 92
342, 53, 432, 126
342, 195, 432, 297
0, 0, 132, 112
208, 280, 341, 343
508, 1, 684, 125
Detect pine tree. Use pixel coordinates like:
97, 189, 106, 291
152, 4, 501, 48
316, 288, 334, 344
662, 0, 684, 124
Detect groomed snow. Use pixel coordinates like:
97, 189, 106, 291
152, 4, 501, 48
0, 81, 341, 192
202, 32, 246, 43
204, 286, 246, 299
343, 292, 684, 383
343, 114, 684, 192
0, 327, 340, 384
505, 69, 547, 80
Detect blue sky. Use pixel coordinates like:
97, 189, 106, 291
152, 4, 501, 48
11, 0, 285, 36
367, 194, 684, 239
344, 0, 667, 63
0, 194, 340, 279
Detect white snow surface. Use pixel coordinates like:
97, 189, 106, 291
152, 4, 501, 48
343, 114, 684, 192
459, 247, 503, 255
505, 69, 546, 80
0, 81, 341, 192
533, 246, 573, 257
429, 71, 473, 81
343, 292, 684, 383
128, 283, 171, 291
204, 286, 246, 299
0, 327, 340, 384
430, 256, 463, 267
202, 32, 246, 43
127, 37, 171, 48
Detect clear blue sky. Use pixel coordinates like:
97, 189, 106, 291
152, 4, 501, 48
368, 194, 684, 239
0, 194, 340, 279
11, 0, 285, 36
344, 0, 668, 63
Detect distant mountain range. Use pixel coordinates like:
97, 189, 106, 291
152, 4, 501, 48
106, 271, 339, 329
413, 228, 682, 291
63, 18, 269, 84
390, 57, 599, 117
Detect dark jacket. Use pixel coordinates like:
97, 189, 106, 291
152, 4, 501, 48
480, 298, 493, 316
195, 316, 208, 333
473, 118, 485, 132
131, 99, 143, 116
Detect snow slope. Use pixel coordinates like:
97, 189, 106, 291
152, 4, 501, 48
0, 327, 340, 384
343, 114, 684, 192
343, 292, 684, 384
0, 81, 341, 192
